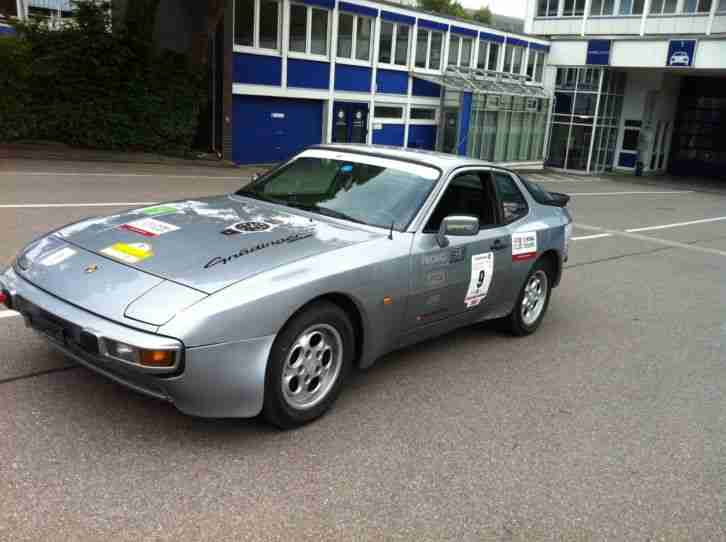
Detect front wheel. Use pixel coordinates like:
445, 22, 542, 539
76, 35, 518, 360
263, 301, 354, 429
505, 261, 552, 336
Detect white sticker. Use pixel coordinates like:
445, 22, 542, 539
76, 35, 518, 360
512, 231, 538, 261
564, 223, 573, 256
40, 247, 76, 266
465, 252, 494, 308
120, 218, 180, 237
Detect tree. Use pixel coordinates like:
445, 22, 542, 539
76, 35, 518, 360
418, 0, 467, 19
472, 5, 492, 24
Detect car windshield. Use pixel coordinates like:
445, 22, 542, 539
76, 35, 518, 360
236, 151, 440, 231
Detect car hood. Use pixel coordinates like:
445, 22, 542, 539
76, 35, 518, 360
53, 195, 380, 294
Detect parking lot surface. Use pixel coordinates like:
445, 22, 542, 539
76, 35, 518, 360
1, 160, 725, 541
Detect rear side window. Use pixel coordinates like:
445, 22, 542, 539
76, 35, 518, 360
492, 172, 528, 224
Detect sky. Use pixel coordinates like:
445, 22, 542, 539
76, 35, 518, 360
460, 0, 527, 18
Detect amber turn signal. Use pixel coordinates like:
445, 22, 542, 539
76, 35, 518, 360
139, 349, 175, 367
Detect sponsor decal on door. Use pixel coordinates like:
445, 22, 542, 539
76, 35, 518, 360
512, 231, 538, 261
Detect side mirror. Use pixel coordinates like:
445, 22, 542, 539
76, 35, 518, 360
251, 172, 261, 182
436, 215, 479, 247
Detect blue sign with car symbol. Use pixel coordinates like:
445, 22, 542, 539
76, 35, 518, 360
667, 40, 696, 68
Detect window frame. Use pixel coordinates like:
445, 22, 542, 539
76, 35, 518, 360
288, 2, 331, 60
448, 34, 474, 68
373, 104, 405, 124
682, 0, 712, 12
536, 0, 560, 16
490, 169, 530, 225
336, 11, 374, 65
527, 49, 545, 83
378, 20, 412, 69
503, 44, 526, 75
233, 0, 282, 55
618, 0, 645, 15
409, 106, 439, 125
421, 169, 502, 233
415, 27, 445, 72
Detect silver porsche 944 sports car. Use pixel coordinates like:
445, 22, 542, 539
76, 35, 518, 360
1, 145, 572, 428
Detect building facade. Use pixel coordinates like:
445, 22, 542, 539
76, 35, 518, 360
525, 0, 726, 177
229, 0, 552, 166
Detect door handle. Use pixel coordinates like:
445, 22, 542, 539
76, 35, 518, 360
490, 239, 509, 251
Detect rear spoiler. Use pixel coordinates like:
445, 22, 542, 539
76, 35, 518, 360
545, 191, 570, 208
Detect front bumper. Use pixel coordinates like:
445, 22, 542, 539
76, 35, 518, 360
1, 267, 275, 418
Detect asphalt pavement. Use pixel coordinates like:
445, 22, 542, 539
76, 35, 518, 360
1, 159, 725, 541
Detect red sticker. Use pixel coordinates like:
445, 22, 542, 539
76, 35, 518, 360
120, 224, 157, 237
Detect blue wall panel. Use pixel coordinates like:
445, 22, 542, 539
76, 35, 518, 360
412, 77, 441, 98
288, 58, 330, 89
618, 153, 637, 168
408, 125, 437, 150
373, 124, 405, 146
339, 1, 378, 16
376, 69, 408, 94
457, 92, 473, 156
418, 19, 448, 32
451, 25, 477, 37
335, 64, 372, 92
234, 53, 282, 86
381, 10, 415, 25
479, 31, 505, 44
233, 96, 323, 164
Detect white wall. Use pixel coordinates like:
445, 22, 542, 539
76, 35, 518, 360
548, 41, 587, 66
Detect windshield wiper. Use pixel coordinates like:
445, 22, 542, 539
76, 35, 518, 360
286, 202, 368, 226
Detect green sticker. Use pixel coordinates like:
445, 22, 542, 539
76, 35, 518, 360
141, 205, 177, 217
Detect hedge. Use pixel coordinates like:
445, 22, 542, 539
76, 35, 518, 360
0, 1, 205, 154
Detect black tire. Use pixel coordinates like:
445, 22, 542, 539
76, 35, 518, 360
263, 301, 354, 429
505, 259, 553, 336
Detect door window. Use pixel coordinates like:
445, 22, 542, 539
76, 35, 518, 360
492, 172, 528, 224
424, 172, 497, 232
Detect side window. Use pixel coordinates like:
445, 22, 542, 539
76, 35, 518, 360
425, 172, 497, 232
493, 172, 528, 224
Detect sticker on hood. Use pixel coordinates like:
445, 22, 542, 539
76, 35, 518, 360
512, 231, 538, 261
101, 242, 154, 264
222, 220, 280, 235
465, 252, 494, 308
120, 218, 180, 237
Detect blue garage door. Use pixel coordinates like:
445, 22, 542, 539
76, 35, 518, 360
233, 96, 323, 164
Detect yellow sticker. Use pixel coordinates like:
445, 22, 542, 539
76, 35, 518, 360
101, 242, 153, 264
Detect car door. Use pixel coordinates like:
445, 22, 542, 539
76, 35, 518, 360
403, 168, 513, 331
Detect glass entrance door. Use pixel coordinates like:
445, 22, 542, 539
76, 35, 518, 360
332, 102, 369, 144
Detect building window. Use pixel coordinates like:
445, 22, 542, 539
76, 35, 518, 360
410, 107, 437, 121
719, 0, 726, 12
537, 0, 560, 16
477, 41, 500, 71
289, 3, 329, 56
527, 50, 545, 82
235, 0, 280, 50
379, 21, 411, 66
337, 12, 372, 61
503, 44, 525, 75
563, 0, 586, 15
649, 0, 677, 13
619, 0, 645, 15
590, 0, 616, 15
683, 0, 712, 12
374, 105, 404, 120
415, 28, 444, 70
448, 35, 473, 68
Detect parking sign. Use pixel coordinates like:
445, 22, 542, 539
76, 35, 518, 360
666, 40, 696, 68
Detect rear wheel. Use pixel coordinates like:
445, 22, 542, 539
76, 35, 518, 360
505, 260, 552, 336
263, 301, 354, 429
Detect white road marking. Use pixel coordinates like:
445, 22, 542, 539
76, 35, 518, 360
572, 233, 613, 241
569, 190, 693, 196
0, 202, 156, 208
576, 222, 726, 258
0, 311, 20, 319
625, 215, 726, 233
0, 171, 244, 180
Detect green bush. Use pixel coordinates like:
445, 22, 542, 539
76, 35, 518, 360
0, 1, 205, 154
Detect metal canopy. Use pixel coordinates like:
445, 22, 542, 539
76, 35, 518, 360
414, 67, 552, 99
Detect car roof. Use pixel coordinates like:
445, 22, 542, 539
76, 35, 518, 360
312, 143, 498, 172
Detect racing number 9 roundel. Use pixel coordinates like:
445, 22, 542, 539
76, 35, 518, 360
465, 252, 494, 308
